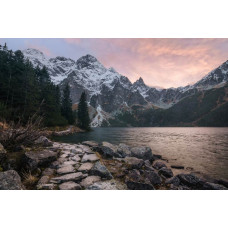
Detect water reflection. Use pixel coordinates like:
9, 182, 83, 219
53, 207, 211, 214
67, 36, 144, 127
53, 127, 228, 180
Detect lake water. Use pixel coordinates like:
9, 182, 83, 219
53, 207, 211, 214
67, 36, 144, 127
53, 127, 228, 180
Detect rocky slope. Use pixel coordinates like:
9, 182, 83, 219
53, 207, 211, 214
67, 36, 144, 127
23, 48, 228, 126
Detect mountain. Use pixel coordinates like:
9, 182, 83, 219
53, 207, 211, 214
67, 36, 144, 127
107, 83, 228, 127
22, 48, 228, 126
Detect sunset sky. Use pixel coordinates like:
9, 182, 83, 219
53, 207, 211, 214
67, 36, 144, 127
1, 38, 228, 88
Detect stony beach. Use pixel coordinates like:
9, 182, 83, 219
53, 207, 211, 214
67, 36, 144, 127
0, 137, 228, 190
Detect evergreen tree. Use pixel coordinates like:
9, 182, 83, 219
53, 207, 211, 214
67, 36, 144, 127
61, 84, 74, 124
77, 91, 90, 130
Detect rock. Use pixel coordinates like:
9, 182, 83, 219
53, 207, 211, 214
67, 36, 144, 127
59, 181, 82, 190
127, 169, 141, 182
71, 155, 81, 162
50, 160, 61, 169
152, 161, 167, 170
0, 143, 7, 166
217, 179, 228, 188
80, 176, 101, 188
61, 160, 78, 166
202, 182, 227, 190
165, 176, 180, 186
71, 148, 84, 155
90, 161, 113, 179
144, 170, 162, 185
50, 172, 87, 184
100, 142, 120, 158
0, 170, 25, 190
123, 157, 144, 169
130, 146, 153, 160
82, 141, 101, 151
57, 165, 75, 175
37, 176, 49, 187
81, 154, 99, 163
24, 150, 58, 171
177, 174, 203, 188
117, 143, 131, 157
171, 165, 184, 169
37, 183, 56, 190
87, 180, 127, 190
158, 167, 173, 178
34, 136, 53, 147
42, 168, 55, 176
77, 144, 94, 154
78, 162, 93, 173
153, 154, 162, 160
126, 179, 154, 190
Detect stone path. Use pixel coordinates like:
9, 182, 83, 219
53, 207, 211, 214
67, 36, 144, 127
37, 142, 126, 190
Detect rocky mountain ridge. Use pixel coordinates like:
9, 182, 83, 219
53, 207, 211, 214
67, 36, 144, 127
23, 48, 228, 126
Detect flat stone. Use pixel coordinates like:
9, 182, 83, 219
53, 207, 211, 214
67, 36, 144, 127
80, 176, 101, 188
37, 176, 49, 185
0, 170, 25, 190
90, 161, 113, 179
71, 155, 81, 162
81, 154, 99, 163
82, 141, 101, 151
78, 162, 93, 172
153, 161, 167, 170
42, 168, 55, 176
130, 146, 153, 160
57, 165, 75, 175
123, 157, 144, 169
71, 148, 84, 154
37, 183, 56, 190
117, 143, 131, 157
87, 180, 127, 190
61, 160, 78, 166
50, 172, 87, 184
59, 181, 82, 190
77, 144, 94, 154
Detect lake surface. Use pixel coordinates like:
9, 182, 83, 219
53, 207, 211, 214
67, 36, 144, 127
53, 127, 228, 180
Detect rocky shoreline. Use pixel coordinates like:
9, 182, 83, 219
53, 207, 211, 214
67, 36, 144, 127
0, 138, 228, 190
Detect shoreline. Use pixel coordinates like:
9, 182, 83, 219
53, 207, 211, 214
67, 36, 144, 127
1, 137, 228, 190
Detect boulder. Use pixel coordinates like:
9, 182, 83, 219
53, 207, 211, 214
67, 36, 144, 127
123, 157, 144, 169
153, 161, 167, 170
165, 176, 180, 187
50, 172, 87, 184
24, 150, 58, 171
78, 162, 93, 173
117, 144, 131, 157
57, 165, 75, 175
144, 170, 162, 185
80, 176, 101, 188
100, 142, 120, 158
217, 179, 228, 188
0, 170, 25, 190
158, 167, 173, 178
90, 161, 113, 180
202, 182, 227, 190
127, 169, 141, 182
34, 136, 53, 147
130, 146, 153, 160
59, 181, 82, 190
81, 154, 99, 163
171, 165, 184, 169
125, 179, 154, 190
177, 174, 203, 188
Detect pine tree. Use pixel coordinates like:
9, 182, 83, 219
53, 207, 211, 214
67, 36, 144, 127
61, 84, 74, 124
77, 91, 90, 130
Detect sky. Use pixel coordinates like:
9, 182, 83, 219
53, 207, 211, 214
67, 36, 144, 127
1, 38, 228, 88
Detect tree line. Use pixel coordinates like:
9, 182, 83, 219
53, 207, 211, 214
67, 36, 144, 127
0, 43, 90, 130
